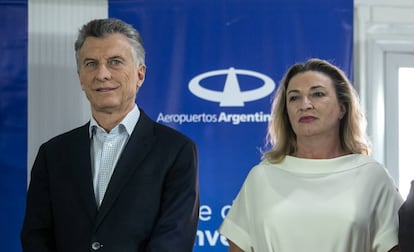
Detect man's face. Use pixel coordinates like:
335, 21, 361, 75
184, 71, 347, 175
77, 33, 145, 116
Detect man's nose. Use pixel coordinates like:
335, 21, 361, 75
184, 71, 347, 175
96, 64, 111, 81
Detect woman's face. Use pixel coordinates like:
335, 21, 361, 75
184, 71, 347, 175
286, 70, 345, 141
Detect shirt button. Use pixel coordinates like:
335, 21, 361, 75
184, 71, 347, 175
91, 241, 102, 250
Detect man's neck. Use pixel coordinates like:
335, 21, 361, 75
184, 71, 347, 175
92, 105, 135, 132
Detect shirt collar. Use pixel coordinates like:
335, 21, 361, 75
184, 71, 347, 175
89, 104, 140, 138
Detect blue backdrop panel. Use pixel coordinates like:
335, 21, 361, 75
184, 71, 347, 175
0, 0, 28, 251
109, 0, 353, 251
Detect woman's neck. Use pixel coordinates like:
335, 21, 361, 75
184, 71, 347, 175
294, 137, 348, 159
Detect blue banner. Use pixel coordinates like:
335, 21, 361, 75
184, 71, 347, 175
0, 0, 352, 251
0, 0, 28, 251
109, 0, 353, 251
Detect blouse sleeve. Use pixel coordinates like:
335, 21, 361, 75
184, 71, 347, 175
219, 180, 253, 252
371, 167, 404, 252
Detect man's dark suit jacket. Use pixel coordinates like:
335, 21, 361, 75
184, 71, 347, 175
399, 181, 414, 252
21, 109, 199, 252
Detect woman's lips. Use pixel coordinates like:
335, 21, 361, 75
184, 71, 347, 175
299, 116, 316, 123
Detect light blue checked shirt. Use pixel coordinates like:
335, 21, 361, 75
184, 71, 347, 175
89, 105, 140, 206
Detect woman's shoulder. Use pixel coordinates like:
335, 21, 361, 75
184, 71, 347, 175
243, 158, 285, 182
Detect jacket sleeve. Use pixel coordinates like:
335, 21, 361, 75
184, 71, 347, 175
21, 144, 56, 252
145, 140, 200, 252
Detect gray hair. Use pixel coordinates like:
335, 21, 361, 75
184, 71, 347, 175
74, 18, 145, 69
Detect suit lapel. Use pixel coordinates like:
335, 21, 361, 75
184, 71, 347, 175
95, 111, 156, 227
68, 123, 98, 221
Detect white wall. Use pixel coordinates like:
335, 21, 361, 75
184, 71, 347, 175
354, 0, 414, 181
28, 0, 107, 180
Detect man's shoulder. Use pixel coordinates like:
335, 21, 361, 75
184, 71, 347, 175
139, 109, 194, 144
154, 121, 191, 139
44, 122, 89, 146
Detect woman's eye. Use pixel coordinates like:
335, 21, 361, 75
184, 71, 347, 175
313, 92, 325, 97
288, 96, 298, 102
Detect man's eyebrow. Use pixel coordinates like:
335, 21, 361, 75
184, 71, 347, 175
108, 55, 125, 61
82, 57, 96, 63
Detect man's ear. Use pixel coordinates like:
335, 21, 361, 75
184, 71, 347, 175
136, 64, 146, 88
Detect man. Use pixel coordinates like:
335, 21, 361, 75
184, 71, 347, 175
21, 18, 199, 252
399, 181, 414, 252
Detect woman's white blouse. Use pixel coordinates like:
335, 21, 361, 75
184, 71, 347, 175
219, 154, 403, 252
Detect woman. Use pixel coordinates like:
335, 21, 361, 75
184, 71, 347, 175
219, 58, 403, 252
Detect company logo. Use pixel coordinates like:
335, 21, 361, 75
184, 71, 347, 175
188, 67, 276, 107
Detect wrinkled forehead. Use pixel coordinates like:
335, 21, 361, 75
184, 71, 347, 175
79, 34, 134, 60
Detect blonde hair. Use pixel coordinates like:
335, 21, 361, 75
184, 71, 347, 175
263, 58, 371, 163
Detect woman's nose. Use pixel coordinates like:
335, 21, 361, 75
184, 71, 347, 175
300, 97, 314, 110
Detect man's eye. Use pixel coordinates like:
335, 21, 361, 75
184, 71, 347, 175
109, 59, 122, 65
85, 62, 96, 68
